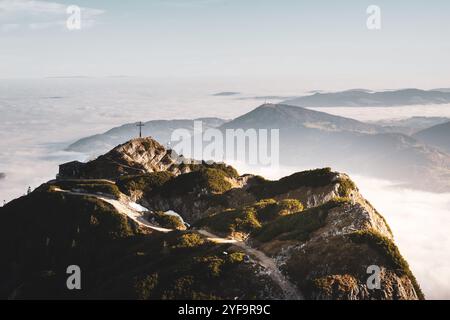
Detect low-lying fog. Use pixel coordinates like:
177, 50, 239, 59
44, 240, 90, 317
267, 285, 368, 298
308, 104, 450, 122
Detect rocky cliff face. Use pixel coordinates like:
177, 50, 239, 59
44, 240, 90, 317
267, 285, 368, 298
258, 195, 421, 300
59, 138, 185, 180
0, 137, 423, 300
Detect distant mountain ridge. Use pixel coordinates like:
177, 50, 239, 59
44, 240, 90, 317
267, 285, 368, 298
371, 117, 450, 135
282, 89, 450, 107
220, 103, 381, 133
219, 104, 450, 192
67, 118, 226, 156
414, 121, 450, 153
66, 103, 450, 192
213, 92, 240, 96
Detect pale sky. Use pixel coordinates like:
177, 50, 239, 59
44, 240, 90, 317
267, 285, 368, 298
1, 0, 450, 88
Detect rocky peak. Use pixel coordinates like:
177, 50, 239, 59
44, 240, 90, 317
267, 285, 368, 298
58, 137, 182, 180
106, 137, 176, 172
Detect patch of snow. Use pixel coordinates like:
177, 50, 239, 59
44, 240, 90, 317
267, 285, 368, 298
129, 202, 149, 212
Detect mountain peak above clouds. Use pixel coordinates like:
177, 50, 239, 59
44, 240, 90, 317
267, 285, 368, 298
221, 103, 381, 133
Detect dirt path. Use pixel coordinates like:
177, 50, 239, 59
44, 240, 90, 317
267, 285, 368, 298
53, 188, 172, 233
54, 187, 303, 300
197, 230, 239, 244
198, 230, 303, 300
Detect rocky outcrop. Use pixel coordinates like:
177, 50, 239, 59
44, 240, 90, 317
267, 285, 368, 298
59, 138, 185, 180
255, 190, 422, 300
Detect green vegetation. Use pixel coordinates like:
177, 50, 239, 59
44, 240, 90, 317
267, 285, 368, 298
154, 167, 233, 197
248, 168, 336, 198
61, 155, 145, 180
202, 168, 234, 194
337, 177, 357, 197
47, 180, 122, 198
1, 190, 275, 300
89, 231, 271, 300
192, 251, 247, 278
133, 273, 159, 300
196, 198, 304, 236
171, 232, 205, 249
311, 275, 358, 298
180, 161, 239, 179
228, 252, 246, 263
152, 211, 185, 230
256, 199, 303, 222
349, 230, 425, 300
195, 256, 226, 277
252, 199, 277, 222
277, 199, 304, 216
116, 171, 174, 196
0, 189, 142, 299
197, 207, 261, 235
253, 198, 348, 242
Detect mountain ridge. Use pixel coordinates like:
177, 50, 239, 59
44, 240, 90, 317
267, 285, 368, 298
67, 118, 226, 155
219, 104, 450, 193
414, 121, 450, 153
220, 103, 382, 133
282, 88, 450, 107
0, 137, 423, 300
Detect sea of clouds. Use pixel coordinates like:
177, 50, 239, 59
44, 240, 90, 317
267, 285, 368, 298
1, 77, 449, 299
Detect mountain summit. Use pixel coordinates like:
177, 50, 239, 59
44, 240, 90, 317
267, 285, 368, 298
221, 103, 380, 133
59, 137, 182, 180
0, 137, 423, 300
